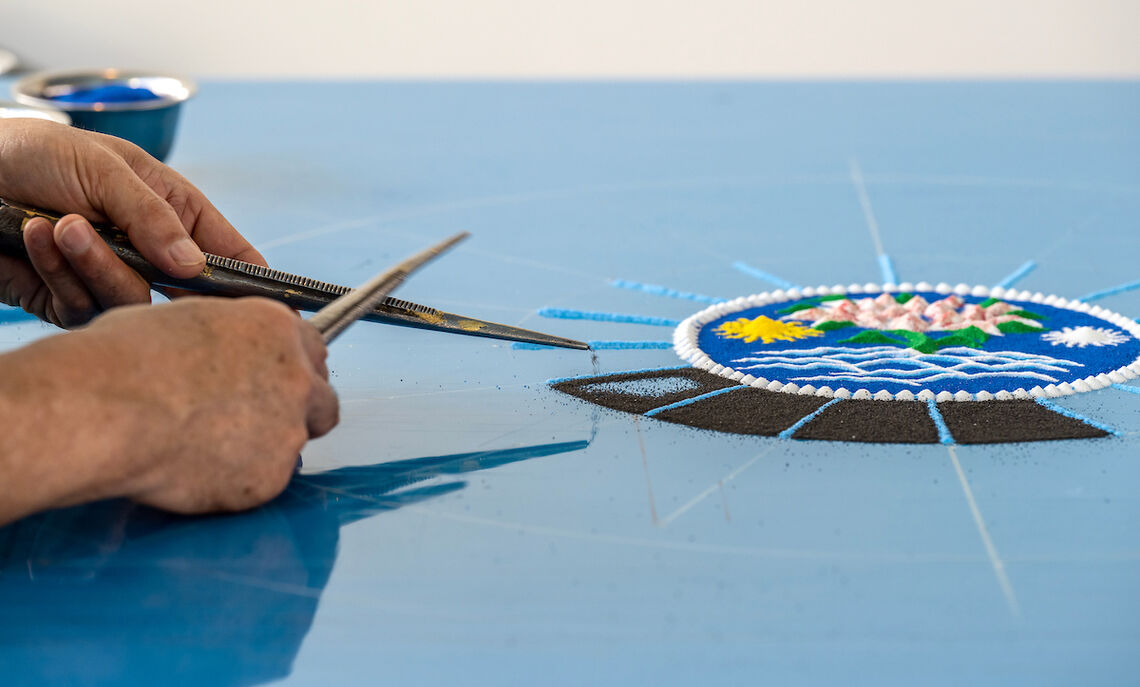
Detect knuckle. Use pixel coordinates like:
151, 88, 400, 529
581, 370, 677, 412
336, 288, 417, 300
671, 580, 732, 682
245, 297, 297, 328
310, 403, 339, 438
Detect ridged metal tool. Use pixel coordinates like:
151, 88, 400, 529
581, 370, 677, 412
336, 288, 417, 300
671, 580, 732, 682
0, 199, 588, 350
308, 231, 469, 343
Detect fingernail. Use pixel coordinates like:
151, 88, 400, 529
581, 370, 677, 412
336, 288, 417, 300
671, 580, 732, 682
57, 219, 94, 255
169, 238, 205, 267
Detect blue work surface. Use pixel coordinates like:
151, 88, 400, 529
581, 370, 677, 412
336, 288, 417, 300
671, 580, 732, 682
2, 81, 1139, 685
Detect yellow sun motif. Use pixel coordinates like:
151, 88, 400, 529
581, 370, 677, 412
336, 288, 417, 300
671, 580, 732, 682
714, 315, 824, 345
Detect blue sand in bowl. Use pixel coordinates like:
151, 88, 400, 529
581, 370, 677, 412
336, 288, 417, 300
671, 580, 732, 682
50, 85, 162, 104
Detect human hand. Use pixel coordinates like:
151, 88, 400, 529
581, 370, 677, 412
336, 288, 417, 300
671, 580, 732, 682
69, 297, 338, 514
0, 118, 265, 328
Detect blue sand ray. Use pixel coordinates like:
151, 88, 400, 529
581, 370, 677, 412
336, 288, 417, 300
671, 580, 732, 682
926, 399, 956, 445
609, 279, 727, 304
877, 254, 899, 285
730, 262, 802, 291
1111, 383, 1140, 396
1034, 398, 1122, 436
1079, 278, 1140, 303
777, 397, 843, 439
993, 260, 1037, 289
589, 341, 673, 350
538, 308, 681, 327
546, 365, 691, 385
644, 386, 747, 417
513, 340, 673, 351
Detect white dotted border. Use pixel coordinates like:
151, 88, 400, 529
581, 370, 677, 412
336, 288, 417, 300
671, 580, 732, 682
673, 281, 1140, 402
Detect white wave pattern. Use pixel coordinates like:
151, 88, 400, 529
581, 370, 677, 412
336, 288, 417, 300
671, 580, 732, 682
729, 346, 1084, 387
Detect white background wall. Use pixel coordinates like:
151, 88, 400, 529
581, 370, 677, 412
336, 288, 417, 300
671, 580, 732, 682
3, 0, 1139, 78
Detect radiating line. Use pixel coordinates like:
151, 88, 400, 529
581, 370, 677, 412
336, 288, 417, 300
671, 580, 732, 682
878, 254, 899, 284
589, 341, 673, 350
644, 386, 747, 417
609, 279, 726, 304
947, 445, 1021, 619
777, 397, 842, 439
538, 308, 680, 327
1034, 398, 1122, 435
545, 365, 690, 385
1079, 278, 1140, 302
1112, 383, 1140, 396
658, 445, 780, 527
849, 158, 894, 283
993, 260, 1037, 289
513, 340, 673, 351
731, 262, 802, 290
926, 400, 955, 445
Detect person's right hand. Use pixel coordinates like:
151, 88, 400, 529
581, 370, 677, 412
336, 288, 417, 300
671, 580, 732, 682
22, 296, 339, 517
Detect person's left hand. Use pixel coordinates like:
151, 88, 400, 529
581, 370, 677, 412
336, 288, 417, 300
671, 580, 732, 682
0, 118, 267, 328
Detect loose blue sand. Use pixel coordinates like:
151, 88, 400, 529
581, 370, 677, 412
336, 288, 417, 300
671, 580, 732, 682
581, 376, 700, 397
50, 85, 162, 104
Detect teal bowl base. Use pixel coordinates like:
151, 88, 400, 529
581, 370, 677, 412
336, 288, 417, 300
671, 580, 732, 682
66, 104, 183, 161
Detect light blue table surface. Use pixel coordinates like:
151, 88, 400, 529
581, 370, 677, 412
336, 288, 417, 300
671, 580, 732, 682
1, 80, 1138, 686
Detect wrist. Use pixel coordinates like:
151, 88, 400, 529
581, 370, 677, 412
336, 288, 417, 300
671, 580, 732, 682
0, 326, 166, 522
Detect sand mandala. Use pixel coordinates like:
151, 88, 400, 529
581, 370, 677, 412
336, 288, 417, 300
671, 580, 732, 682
528, 276, 1140, 444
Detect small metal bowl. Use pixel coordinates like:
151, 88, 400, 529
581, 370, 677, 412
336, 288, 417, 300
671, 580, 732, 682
0, 100, 71, 125
12, 69, 197, 161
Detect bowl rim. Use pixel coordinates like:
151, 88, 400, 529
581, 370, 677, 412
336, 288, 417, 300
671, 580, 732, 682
12, 68, 198, 112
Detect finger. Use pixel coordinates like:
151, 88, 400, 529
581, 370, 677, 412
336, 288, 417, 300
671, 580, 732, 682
53, 214, 152, 310
22, 216, 99, 327
297, 319, 330, 380
81, 149, 206, 279
0, 253, 63, 325
173, 193, 267, 267
0, 253, 45, 308
306, 378, 339, 438
103, 137, 268, 266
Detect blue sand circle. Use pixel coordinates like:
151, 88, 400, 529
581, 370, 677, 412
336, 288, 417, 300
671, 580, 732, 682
694, 292, 1140, 396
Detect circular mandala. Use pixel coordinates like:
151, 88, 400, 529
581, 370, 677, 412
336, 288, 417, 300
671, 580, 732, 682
674, 282, 1140, 401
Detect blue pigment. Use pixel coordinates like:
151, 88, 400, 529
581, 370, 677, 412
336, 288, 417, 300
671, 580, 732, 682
877, 253, 899, 284
609, 279, 726, 304
644, 386, 746, 417
514, 340, 671, 351
925, 399, 956, 445
538, 308, 680, 327
583, 377, 701, 397
1034, 398, 1120, 436
0, 306, 37, 324
588, 340, 673, 350
994, 260, 1037, 289
731, 262, 801, 290
777, 397, 842, 439
50, 85, 163, 104
1079, 278, 1140, 303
